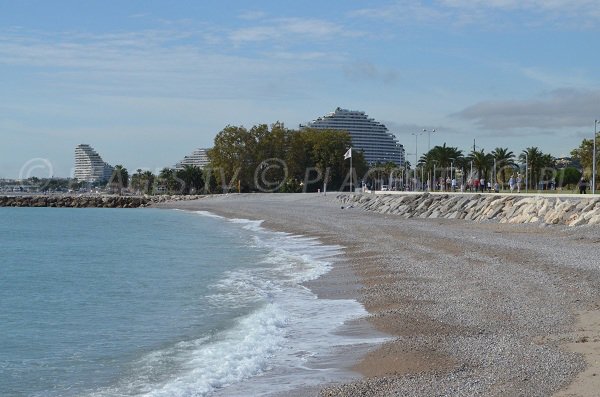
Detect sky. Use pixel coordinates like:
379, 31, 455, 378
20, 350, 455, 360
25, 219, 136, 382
1, 0, 600, 178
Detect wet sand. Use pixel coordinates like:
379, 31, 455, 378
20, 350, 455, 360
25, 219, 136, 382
160, 193, 600, 396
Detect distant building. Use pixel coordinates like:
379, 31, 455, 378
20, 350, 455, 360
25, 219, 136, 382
555, 156, 580, 169
175, 148, 210, 170
74, 144, 114, 182
301, 107, 405, 167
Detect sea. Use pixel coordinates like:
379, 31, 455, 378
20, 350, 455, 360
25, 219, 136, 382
0, 207, 379, 397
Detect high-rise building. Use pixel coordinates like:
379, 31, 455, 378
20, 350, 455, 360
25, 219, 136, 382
175, 148, 210, 170
74, 144, 114, 182
301, 107, 405, 167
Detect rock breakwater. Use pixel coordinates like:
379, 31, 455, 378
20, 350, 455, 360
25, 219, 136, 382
0, 195, 204, 208
338, 193, 600, 227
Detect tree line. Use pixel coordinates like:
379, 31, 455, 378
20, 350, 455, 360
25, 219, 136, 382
412, 144, 586, 190
69, 121, 598, 195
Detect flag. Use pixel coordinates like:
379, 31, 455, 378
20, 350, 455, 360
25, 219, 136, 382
344, 148, 352, 160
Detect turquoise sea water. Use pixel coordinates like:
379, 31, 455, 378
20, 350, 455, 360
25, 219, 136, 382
0, 208, 369, 397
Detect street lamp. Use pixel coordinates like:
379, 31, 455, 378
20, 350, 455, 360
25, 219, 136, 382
423, 128, 436, 152
411, 131, 422, 191
423, 129, 436, 189
449, 157, 455, 192
594, 120, 599, 194
525, 152, 528, 194
432, 160, 438, 191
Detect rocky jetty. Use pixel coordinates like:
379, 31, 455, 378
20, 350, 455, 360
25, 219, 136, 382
338, 193, 600, 227
0, 194, 204, 208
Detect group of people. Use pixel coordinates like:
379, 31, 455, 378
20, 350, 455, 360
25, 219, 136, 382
464, 177, 501, 193
416, 175, 592, 194
434, 174, 522, 193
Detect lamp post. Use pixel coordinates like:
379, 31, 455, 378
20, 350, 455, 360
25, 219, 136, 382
493, 158, 497, 190
411, 132, 422, 191
449, 157, 455, 192
594, 120, 598, 194
525, 152, 528, 194
423, 128, 436, 152
433, 160, 438, 191
423, 129, 436, 190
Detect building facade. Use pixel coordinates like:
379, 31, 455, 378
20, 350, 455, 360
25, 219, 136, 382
302, 107, 405, 167
74, 144, 114, 182
175, 148, 210, 170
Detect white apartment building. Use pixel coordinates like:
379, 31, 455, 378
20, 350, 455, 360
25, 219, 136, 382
302, 107, 405, 167
175, 148, 210, 170
74, 144, 114, 182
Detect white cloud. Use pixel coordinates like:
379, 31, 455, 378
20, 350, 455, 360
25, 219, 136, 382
349, 0, 600, 29
229, 17, 363, 44
0, 27, 335, 101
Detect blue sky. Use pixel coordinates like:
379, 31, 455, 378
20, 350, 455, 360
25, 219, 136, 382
2, 0, 600, 178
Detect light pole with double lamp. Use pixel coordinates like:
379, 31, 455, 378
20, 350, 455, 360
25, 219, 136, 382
423, 129, 436, 190
411, 131, 422, 191
423, 128, 436, 152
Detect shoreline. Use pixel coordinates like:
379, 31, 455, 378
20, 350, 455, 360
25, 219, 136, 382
169, 203, 387, 395
159, 193, 600, 396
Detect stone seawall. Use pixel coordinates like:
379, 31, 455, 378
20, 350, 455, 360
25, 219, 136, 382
0, 195, 204, 208
338, 193, 600, 227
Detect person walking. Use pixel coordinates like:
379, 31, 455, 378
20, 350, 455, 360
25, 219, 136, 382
578, 178, 587, 194
509, 176, 515, 193
516, 175, 522, 193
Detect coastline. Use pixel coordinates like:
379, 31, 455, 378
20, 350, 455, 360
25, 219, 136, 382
159, 193, 600, 396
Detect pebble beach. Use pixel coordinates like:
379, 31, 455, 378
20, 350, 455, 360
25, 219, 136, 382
161, 193, 600, 397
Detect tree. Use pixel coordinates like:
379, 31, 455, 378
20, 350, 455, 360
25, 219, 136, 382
571, 137, 598, 186
519, 147, 554, 190
468, 149, 494, 183
208, 125, 262, 192
158, 168, 181, 194
141, 171, 155, 194
491, 147, 516, 187
421, 143, 463, 185
176, 165, 203, 194
555, 167, 581, 189
108, 165, 128, 194
207, 123, 367, 193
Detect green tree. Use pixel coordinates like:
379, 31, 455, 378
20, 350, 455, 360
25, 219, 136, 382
491, 147, 516, 187
158, 167, 180, 193
555, 167, 581, 189
141, 171, 155, 194
207, 124, 367, 193
519, 147, 554, 190
108, 165, 129, 194
571, 137, 598, 186
176, 165, 204, 194
421, 143, 464, 182
468, 149, 494, 182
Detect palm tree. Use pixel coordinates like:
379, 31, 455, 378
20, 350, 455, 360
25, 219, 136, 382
176, 165, 204, 194
468, 149, 494, 182
108, 165, 128, 195
491, 147, 516, 188
142, 170, 155, 195
158, 168, 177, 193
422, 143, 463, 181
519, 147, 554, 190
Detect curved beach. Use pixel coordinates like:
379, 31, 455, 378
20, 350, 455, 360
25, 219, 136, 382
161, 193, 600, 396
